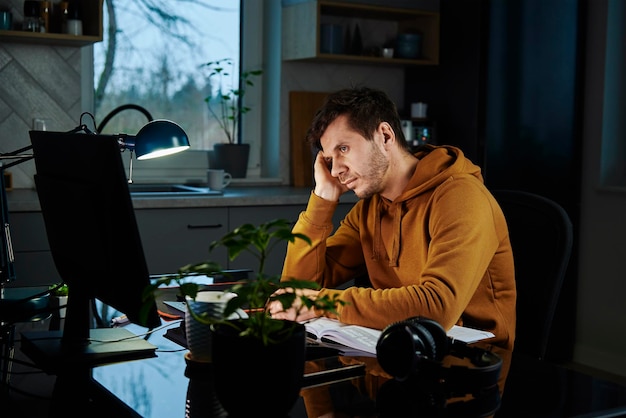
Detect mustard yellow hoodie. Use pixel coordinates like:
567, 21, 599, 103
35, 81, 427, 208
282, 145, 516, 350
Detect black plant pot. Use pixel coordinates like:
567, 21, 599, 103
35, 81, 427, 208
210, 143, 250, 178
184, 354, 228, 417
210, 320, 306, 417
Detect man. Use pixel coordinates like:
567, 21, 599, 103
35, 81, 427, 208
272, 86, 515, 350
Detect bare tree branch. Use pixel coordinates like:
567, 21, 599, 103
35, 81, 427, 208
95, 0, 117, 112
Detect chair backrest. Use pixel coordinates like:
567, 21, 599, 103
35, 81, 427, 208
491, 190, 573, 360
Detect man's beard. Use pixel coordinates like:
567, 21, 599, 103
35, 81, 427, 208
352, 144, 388, 199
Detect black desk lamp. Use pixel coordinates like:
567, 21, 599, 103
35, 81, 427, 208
73, 105, 191, 182
97, 103, 190, 160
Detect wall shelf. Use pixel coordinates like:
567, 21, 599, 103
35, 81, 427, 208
0, 0, 102, 47
0, 29, 101, 46
282, 0, 440, 66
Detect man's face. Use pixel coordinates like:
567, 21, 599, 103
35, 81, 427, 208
320, 115, 389, 199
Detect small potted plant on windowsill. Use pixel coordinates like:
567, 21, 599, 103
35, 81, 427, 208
204, 58, 262, 178
144, 218, 344, 416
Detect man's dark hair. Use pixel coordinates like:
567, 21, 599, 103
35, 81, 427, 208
306, 86, 410, 152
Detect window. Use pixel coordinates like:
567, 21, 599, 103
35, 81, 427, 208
95, 1, 241, 146
93, 1, 272, 182
600, 0, 626, 188
93, 0, 278, 183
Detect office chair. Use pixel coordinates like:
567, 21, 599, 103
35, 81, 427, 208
0, 165, 52, 400
491, 189, 573, 361
1, 287, 50, 401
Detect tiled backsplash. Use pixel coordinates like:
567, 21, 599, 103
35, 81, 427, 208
0, 41, 85, 189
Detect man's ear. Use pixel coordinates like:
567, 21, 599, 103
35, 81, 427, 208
379, 122, 395, 146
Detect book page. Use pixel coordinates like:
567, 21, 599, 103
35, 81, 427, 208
320, 325, 381, 355
305, 317, 348, 340
447, 325, 495, 343
304, 318, 381, 355
304, 318, 495, 356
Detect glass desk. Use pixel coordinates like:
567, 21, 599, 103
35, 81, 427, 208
84, 319, 626, 418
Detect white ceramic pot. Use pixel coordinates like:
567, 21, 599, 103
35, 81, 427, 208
184, 291, 237, 363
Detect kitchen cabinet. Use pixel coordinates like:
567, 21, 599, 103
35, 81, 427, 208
0, 0, 102, 46
282, 0, 440, 66
7, 212, 60, 286
141, 202, 354, 278
5, 201, 355, 287
134, 207, 230, 276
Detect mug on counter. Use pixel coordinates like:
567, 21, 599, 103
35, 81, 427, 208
207, 169, 232, 191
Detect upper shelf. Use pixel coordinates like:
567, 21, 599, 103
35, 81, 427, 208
0, 0, 103, 47
282, 0, 440, 66
0, 29, 102, 47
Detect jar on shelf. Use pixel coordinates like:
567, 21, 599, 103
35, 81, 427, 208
56, 1, 69, 34
23, 1, 42, 32
65, 1, 82, 35
39, 1, 51, 33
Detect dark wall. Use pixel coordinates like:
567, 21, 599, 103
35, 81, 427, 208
404, 0, 489, 166
483, 0, 584, 212
405, 0, 585, 362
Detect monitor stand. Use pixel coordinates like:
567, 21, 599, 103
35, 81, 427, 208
20, 292, 157, 373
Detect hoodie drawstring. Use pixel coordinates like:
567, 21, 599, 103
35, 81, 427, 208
389, 203, 402, 267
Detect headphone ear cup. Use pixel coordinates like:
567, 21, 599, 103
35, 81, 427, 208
412, 317, 449, 362
408, 322, 438, 362
376, 317, 443, 380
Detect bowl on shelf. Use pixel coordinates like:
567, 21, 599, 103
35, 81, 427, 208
396, 33, 422, 59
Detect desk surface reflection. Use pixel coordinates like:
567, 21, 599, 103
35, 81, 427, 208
89, 321, 626, 418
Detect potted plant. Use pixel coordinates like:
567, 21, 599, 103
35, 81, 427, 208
204, 58, 262, 178
48, 282, 69, 330
145, 218, 344, 416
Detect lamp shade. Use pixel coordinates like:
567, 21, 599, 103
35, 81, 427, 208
134, 120, 190, 160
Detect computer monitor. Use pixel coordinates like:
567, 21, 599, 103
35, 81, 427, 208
21, 130, 161, 371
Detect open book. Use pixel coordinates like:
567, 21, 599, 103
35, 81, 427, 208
304, 317, 495, 357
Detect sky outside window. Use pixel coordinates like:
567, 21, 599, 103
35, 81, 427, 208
93, 1, 240, 150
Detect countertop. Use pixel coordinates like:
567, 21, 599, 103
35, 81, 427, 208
6, 186, 360, 212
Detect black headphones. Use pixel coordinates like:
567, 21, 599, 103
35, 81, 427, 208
376, 317, 503, 394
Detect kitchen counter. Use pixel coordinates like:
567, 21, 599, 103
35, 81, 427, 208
6, 186, 359, 212
4, 186, 360, 287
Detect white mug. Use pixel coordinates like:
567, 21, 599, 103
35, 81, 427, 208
207, 169, 232, 191
411, 102, 428, 119
66, 19, 83, 36
185, 291, 237, 362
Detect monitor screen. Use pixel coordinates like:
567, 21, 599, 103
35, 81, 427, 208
22, 130, 160, 368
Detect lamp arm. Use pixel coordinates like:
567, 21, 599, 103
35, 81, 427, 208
66, 124, 95, 135
113, 134, 137, 183
97, 104, 154, 133
0, 145, 34, 170
2, 145, 34, 157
